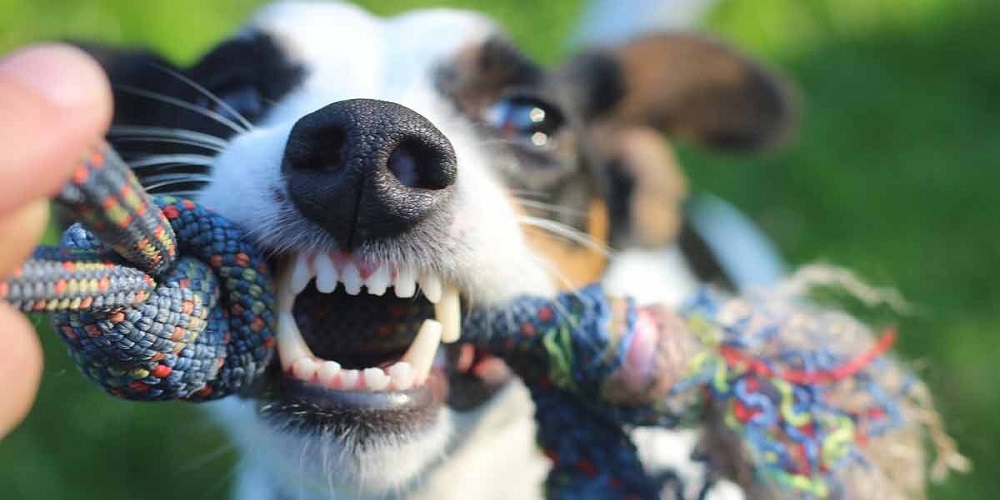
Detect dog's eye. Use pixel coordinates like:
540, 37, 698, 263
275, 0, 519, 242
197, 85, 264, 123
484, 96, 565, 148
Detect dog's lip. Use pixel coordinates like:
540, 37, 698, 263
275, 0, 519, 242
272, 368, 447, 411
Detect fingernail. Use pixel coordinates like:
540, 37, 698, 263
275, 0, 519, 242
0, 44, 100, 109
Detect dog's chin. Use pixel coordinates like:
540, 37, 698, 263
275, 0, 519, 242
247, 373, 507, 495
243, 401, 456, 496
232, 251, 514, 496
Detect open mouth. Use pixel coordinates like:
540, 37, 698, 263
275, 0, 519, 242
258, 251, 506, 431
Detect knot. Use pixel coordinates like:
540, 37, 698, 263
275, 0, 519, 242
50, 196, 276, 401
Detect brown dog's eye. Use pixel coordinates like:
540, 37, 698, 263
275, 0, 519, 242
484, 95, 565, 149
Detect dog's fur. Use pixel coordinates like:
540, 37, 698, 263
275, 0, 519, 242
86, 2, 795, 498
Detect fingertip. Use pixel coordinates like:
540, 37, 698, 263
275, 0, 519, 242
0, 304, 43, 439
0, 43, 113, 212
0, 199, 49, 277
0, 43, 113, 129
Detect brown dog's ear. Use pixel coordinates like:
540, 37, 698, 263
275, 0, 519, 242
562, 33, 797, 151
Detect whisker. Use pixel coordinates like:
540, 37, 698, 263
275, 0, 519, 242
515, 198, 587, 218
114, 84, 250, 134
109, 125, 229, 148
149, 63, 255, 132
142, 177, 213, 193
508, 189, 551, 201
142, 172, 214, 185
518, 216, 611, 256
155, 189, 202, 199
112, 136, 225, 153
130, 154, 216, 169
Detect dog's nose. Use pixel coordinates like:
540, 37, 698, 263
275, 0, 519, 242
282, 99, 457, 248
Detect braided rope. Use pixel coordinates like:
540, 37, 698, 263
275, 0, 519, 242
2, 143, 276, 400
464, 285, 966, 498
0, 143, 962, 498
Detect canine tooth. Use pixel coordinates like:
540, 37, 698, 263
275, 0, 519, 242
291, 254, 314, 294
277, 312, 315, 369
340, 369, 361, 390
314, 254, 339, 293
433, 348, 449, 370
401, 319, 443, 384
435, 285, 461, 344
388, 362, 415, 390
341, 262, 363, 295
317, 361, 342, 386
419, 273, 443, 303
394, 265, 417, 298
291, 357, 318, 382
363, 368, 390, 391
276, 259, 297, 313
366, 264, 391, 295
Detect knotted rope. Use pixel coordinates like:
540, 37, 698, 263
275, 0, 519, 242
2, 143, 275, 400
0, 143, 965, 498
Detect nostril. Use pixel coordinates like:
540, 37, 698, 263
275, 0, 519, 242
282, 98, 458, 247
387, 140, 453, 190
289, 126, 348, 172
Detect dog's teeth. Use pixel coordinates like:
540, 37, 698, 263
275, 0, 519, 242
277, 312, 315, 369
401, 319, 442, 384
435, 285, 461, 344
362, 368, 390, 391
317, 361, 341, 387
276, 258, 297, 313
314, 254, 339, 293
394, 264, 417, 298
388, 362, 415, 390
340, 369, 361, 390
291, 357, 318, 382
419, 273, 443, 303
366, 264, 391, 296
291, 254, 314, 294
342, 262, 363, 295
433, 348, 449, 370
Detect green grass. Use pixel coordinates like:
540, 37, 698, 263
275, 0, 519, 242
1, 0, 996, 498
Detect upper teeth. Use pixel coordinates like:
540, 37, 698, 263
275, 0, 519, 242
274, 253, 462, 392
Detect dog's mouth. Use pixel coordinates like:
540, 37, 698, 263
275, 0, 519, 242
255, 252, 511, 433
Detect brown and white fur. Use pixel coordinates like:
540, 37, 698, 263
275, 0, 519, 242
87, 2, 796, 498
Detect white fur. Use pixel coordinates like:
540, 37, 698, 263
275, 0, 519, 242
200, 3, 555, 499
603, 245, 701, 307
216, 382, 548, 500
201, 2, 553, 304
199, 3, 748, 499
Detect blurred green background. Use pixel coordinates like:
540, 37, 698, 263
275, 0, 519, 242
0, 0, 996, 498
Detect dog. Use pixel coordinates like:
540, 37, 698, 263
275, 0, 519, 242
83, 2, 795, 498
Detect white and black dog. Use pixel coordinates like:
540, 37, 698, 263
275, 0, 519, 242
83, 2, 795, 498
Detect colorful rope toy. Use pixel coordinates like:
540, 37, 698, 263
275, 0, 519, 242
1, 143, 967, 498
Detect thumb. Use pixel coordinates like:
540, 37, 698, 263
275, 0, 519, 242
0, 43, 113, 214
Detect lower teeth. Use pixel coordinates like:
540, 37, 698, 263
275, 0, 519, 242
274, 255, 456, 392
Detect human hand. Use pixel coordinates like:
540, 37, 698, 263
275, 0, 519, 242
0, 44, 112, 439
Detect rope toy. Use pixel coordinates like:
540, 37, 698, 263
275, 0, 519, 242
3, 143, 275, 400
1, 143, 967, 498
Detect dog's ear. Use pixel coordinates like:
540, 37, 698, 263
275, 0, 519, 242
72, 43, 185, 130
560, 33, 796, 151
559, 34, 797, 249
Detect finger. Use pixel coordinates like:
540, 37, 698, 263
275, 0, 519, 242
0, 43, 113, 213
0, 199, 48, 277
0, 302, 43, 439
